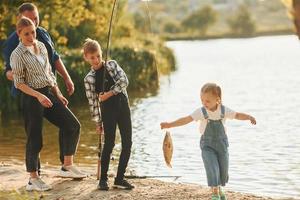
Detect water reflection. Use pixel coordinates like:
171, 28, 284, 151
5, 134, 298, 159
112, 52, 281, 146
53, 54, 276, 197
0, 83, 160, 169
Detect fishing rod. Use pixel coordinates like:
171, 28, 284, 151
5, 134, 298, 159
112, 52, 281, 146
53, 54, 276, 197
103, 0, 118, 86
97, 0, 119, 180
125, 175, 181, 181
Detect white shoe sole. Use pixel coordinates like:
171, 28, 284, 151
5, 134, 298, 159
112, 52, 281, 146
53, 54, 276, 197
26, 184, 52, 191
113, 184, 133, 190
58, 171, 86, 179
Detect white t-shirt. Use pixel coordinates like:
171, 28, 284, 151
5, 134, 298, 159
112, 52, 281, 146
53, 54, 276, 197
190, 105, 236, 134
26, 46, 46, 66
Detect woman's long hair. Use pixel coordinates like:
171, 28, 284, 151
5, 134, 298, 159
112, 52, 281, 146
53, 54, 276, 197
16, 17, 39, 54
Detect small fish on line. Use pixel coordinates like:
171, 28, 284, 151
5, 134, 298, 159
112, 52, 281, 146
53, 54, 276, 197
163, 131, 173, 168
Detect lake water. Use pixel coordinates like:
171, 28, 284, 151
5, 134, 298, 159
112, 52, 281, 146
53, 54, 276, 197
0, 35, 299, 199
130, 35, 300, 199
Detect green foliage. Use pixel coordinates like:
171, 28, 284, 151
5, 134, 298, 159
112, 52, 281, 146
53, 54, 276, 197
65, 20, 96, 49
264, 0, 285, 12
110, 41, 175, 90
163, 21, 181, 33
114, 13, 134, 38
111, 46, 158, 90
131, 1, 189, 34
128, 0, 291, 39
37, 0, 112, 47
0, 70, 22, 121
158, 44, 176, 74
0, 0, 123, 46
227, 5, 256, 36
57, 47, 90, 103
0, 0, 22, 40
181, 5, 218, 35
132, 12, 149, 33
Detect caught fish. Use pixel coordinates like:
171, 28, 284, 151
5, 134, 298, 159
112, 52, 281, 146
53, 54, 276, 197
163, 131, 173, 168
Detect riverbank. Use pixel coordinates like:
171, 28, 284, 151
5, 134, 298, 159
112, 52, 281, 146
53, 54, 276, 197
0, 163, 294, 200
163, 28, 294, 41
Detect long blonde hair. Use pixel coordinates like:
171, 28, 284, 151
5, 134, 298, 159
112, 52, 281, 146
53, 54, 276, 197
201, 83, 222, 103
16, 17, 39, 54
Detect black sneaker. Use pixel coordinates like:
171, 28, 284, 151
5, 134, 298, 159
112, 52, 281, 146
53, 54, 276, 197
98, 180, 109, 191
113, 179, 134, 190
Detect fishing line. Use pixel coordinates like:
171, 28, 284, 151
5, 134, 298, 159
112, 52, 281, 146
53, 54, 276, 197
143, 0, 160, 85
141, 1, 176, 176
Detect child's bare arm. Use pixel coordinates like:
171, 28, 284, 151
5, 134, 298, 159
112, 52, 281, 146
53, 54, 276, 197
235, 112, 256, 125
160, 116, 193, 129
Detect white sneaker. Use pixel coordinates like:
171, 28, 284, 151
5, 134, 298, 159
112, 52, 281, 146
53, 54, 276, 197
26, 177, 52, 191
58, 166, 87, 178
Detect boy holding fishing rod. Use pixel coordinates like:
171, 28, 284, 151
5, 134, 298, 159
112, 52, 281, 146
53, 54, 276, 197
82, 38, 134, 191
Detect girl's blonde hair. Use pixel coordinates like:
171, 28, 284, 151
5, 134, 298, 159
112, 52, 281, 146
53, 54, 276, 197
201, 83, 222, 101
16, 17, 39, 54
82, 38, 102, 55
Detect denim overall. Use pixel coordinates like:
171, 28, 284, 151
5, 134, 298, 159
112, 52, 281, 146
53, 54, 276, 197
200, 105, 229, 187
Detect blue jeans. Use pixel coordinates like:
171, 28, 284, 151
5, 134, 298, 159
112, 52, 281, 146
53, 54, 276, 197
200, 119, 229, 186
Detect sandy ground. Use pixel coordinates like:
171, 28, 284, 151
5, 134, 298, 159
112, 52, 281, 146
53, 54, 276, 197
0, 163, 294, 200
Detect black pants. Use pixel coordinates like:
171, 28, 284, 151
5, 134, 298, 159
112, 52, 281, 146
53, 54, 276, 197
22, 87, 81, 172
100, 93, 132, 181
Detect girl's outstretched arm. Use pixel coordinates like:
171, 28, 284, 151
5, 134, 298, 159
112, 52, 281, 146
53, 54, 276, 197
160, 116, 193, 129
235, 112, 256, 125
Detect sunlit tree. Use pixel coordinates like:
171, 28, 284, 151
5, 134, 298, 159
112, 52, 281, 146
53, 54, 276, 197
227, 5, 256, 36
181, 5, 217, 35
282, 0, 300, 38
0, 0, 122, 47
163, 21, 181, 33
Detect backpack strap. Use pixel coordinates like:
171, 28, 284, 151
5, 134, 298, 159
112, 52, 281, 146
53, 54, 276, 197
220, 105, 225, 119
201, 107, 209, 119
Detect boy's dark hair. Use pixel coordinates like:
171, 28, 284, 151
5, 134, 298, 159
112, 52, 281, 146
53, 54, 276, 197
18, 3, 37, 14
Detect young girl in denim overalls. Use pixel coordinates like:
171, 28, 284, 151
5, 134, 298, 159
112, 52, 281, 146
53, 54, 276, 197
160, 83, 256, 200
